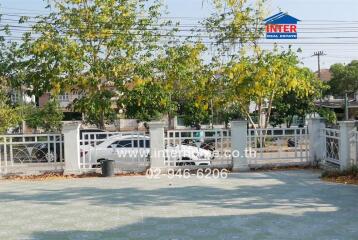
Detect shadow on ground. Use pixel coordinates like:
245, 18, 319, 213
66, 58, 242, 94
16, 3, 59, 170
0, 171, 357, 239
0, 171, 355, 210
28, 213, 357, 240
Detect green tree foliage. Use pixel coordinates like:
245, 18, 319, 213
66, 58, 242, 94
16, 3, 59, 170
122, 80, 171, 122
179, 99, 210, 127
0, 35, 23, 133
329, 60, 358, 96
225, 49, 325, 128
205, 0, 266, 55
17, 0, 165, 129
270, 90, 316, 128
125, 43, 214, 127
0, 103, 22, 133
2, 0, 324, 131
26, 100, 64, 132
317, 108, 337, 125
155, 43, 213, 126
0, 84, 23, 133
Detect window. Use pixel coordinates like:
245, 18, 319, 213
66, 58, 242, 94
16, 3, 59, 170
142, 140, 150, 148
109, 140, 132, 148
133, 139, 150, 148
58, 93, 69, 102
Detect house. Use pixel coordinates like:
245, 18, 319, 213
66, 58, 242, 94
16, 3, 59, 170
9, 87, 35, 105
315, 69, 358, 120
317, 69, 332, 82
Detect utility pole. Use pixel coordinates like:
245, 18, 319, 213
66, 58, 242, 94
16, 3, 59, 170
313, 51, 325, 107
313, 51, 325, 79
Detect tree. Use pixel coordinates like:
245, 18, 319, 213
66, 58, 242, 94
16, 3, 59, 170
155, 43, 213, 127
205, 0, 265, 56
0, 82, 23, 133
270, 90, 317, 128
225, 49, 325, 128
26, 99, 64, 132
0, 36, 23, 133
0, 103, 22, 133
203, 0, 267, 125
123, 43, 214, 127
329, 60, 358, 96
179, 98, 210, 127
122, 79, 172, 122
17, 0, 166, 129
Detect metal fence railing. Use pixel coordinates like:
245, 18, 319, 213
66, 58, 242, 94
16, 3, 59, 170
79, 131, 149, 171
164, 129, 232, 168
0, 134, 64, 175
247, 127, 309, 166
322, 128, 340, 165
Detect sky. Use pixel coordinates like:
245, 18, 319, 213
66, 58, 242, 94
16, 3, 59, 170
1, 0, 358, 71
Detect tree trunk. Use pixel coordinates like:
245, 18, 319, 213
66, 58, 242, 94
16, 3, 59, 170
264, 92, 275, 129
168, 113, 173, 130
258, 101, 263, 129
262, 92, 275, 148
98, 111, 105, 130
286, 115, 293, 128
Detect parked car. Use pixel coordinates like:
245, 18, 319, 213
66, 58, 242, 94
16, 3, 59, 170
80, 128, 106, 140
181, 131, 225, 152
182, 138, 216, 152
80, 135, 212, 167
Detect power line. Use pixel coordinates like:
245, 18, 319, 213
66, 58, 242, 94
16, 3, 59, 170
3, 27, 358, 40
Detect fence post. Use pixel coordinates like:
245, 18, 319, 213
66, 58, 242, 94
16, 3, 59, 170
63, 122, 81, 175
231, 121, 250, 172
308, 118, 325, 165
148, 121, 166, 171
339, 121, 355, 171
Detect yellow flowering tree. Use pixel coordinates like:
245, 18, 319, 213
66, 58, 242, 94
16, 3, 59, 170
225, 49, 325, 128
17, 0, 166, 129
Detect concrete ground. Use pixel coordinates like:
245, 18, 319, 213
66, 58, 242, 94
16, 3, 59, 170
0, 170, 357, 240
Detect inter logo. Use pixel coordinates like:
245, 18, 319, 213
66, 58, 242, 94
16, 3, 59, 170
264, 12, 300, 40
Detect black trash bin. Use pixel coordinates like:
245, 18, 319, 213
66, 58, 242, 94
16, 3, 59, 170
101, 159, 115, 177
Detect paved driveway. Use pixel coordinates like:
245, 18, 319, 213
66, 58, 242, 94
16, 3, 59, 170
0, 170, 357, 240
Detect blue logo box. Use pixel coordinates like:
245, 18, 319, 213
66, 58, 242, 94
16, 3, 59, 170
266, 33, 298, 39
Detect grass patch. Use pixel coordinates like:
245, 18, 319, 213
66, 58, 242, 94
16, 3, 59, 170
321, 166, 358, 185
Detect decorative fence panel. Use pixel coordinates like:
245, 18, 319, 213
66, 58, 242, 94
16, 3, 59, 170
321, 128, 340, 165
247, 128, 309, 167
79, 131, 149, 172
164, 129, 232, 168
0, 134, 64, 176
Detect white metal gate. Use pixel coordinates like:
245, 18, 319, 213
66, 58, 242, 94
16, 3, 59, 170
247, 127, 309, 167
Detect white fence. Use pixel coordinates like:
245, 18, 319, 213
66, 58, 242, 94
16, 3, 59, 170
79, 131, 149, 172
322, 128, 340, 165
164, 129, 232, 168
247, 128, 309, 167
0, 134, 64, 175
1, 119, 357, 176
320, 121, 358, 170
